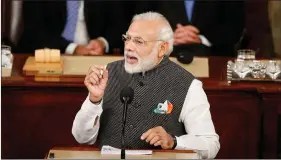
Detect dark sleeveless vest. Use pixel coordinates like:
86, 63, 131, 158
97, 56, 195, 149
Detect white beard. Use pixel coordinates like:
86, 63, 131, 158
124, 45, 159, 74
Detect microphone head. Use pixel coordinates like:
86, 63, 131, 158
176, 51, 194, 64
120, 87, 134, 104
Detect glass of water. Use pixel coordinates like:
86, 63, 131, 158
233, 59, 251, 78
1, 45, 13, 68
237, 49, 256, 60
266, 60, 281, 80
249, 60, 266, 79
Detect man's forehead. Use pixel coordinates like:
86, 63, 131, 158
127, 20, 159, 38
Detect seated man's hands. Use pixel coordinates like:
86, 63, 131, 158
141, 126, 174, 149
174, 23, 201, 45
74, 39, 105, 56
74, 45, 95, 56
87, 39, 105, 55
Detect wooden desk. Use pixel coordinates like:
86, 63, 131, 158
46, 147, 198, 159
2, 54, 280, 158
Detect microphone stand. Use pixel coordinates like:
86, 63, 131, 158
121, 97, 129, 159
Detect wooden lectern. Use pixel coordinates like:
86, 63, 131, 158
46, 147, 199, 159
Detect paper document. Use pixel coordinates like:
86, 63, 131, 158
101, 145, 152, 155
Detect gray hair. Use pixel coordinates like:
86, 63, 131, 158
132, 12, 174, 56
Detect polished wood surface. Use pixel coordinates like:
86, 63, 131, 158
2, 54, 281, 158
47, 147, 198, 159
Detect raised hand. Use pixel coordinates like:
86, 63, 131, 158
84, 65, 108, 103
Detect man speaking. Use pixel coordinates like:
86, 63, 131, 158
72, 12, 220, 159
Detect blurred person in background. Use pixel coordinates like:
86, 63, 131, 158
135, 1, 245, 57
16, 1, 133, 55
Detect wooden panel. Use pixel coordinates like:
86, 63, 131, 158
1, 87, 87, 158
207, 91, 261, 158
1, 112, 9, 158
260, 92, 281, 158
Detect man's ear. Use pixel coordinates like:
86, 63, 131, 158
158, 42, 168, 58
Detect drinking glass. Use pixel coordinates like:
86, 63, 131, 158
266, 60, 281, 79
237, 49, 256, 60
249, 60, 266, 79
1, 45, 13, 68
233, 59, 251, 78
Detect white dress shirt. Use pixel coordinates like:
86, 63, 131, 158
65, 1, 109, 54
72, 79, 220, 159
199, 35, 212, 47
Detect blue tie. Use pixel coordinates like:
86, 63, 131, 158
184, 0, 195, 22
62, 1, 80, 42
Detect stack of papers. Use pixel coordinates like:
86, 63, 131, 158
101, 145, 152, 155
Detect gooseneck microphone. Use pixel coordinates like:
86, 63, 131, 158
120, 87, 134, 159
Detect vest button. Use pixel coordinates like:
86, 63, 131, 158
129, 124, 134, 128
139, 81, 144, 86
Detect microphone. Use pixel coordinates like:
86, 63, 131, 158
176, 51, 194, 64
120, 87, 134, 159
120, 87, 134, 104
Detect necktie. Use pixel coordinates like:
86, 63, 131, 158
62, 1, 80, 42
184, 0, 195, 22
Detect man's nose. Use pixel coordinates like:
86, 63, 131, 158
124, 40, 136, 52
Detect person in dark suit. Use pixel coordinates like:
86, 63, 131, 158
16, 1, 133, 55
135, 1, 245, 57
